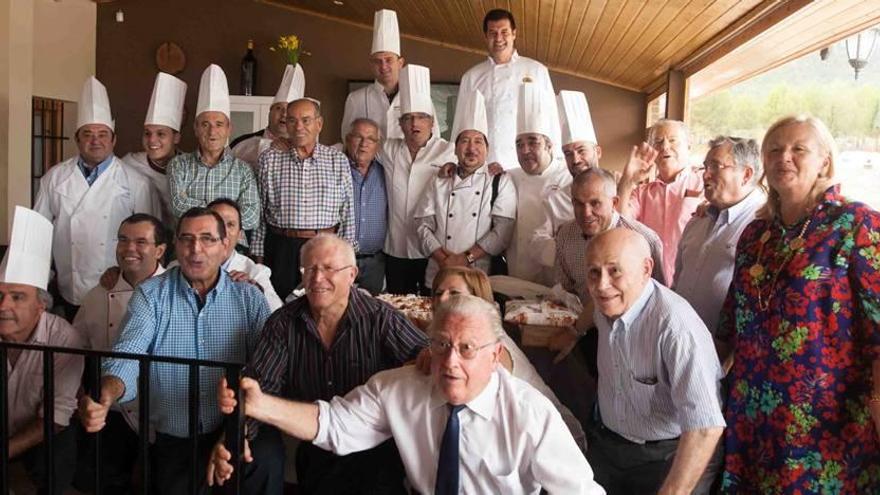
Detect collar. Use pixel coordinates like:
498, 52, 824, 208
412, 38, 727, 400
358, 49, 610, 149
429, 367, 500, 422
370, 80, 398, 99
196, 147, 232, 167
454, 162, 487, 182
349, 158, 382, 176
597, 279, 656, 331
488, 50, 520, 67
116, 263, 166, 293
77, 153, 114, 176
712, 188, 763, 226
175, 265, 229, 299
221, 252, 237, 271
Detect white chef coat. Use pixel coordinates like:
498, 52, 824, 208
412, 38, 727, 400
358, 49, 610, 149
457, 51, 560, 170
73, 264, 166, 434
314, 366, 605, 495
341, 82, 442, 142
414, 164, 517, 286
34, 156, 161, 305
231, 128, 275, 172
507, 160, 571, 286
379, 135, 455, 259
531, 181, 574, 268
123, 151, 175, 229
168, 251, 282, 312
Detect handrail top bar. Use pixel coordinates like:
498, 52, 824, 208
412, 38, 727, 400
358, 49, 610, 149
0, 341, 245, 368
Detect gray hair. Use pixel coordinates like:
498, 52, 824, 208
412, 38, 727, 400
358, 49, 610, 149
300, 233, 356, 268
708, 136, 762, 185
288, 98, 322, 118
572, 167, 617, 197
347, 118, 382, 141
430, 295, 504, 340
647, 119, 689, 144
37, 288, 53, 308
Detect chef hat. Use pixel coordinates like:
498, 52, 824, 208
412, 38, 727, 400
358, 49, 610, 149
144, 72, 187, 131
0, 207, 53, 291
557, 90, 597, 145
195, 64, 230, 119
77, 76, 115, 132
399, 64, 432, 116
516, 81, 556, 139
273, 64, 306, 104
371, 9, 400, 56
451, 89, 488, 141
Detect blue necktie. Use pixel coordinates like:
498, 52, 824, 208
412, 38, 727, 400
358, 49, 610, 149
435, 404, 466, 495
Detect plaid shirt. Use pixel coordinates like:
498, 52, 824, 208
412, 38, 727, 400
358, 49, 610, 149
252, 143, 356, 256
350, 159, 387, 255
167, 148, 261, 230
103, 267, 270, 438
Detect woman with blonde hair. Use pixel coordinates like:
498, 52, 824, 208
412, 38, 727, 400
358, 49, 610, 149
718, 115, 880, 493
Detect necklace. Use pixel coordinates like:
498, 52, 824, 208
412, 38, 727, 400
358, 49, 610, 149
749, 217, 812, 311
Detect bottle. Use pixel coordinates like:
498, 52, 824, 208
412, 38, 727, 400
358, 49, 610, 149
240, 39, 257, 96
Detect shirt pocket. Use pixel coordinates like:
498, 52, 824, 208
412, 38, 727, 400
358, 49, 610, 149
479, 459, 526, 492
628, 376, 659, 417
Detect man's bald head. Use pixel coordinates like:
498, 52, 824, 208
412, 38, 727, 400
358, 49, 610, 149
585, 228, 653, 319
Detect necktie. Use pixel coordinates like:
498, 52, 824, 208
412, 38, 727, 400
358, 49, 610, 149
435, 404, 466, 495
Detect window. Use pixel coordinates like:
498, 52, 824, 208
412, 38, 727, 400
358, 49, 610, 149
32, 97, 70, 200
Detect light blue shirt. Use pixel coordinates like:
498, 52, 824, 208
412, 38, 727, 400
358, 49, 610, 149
595, 279, 726, 443
77, 154, 114, 186
103, 267, 270, 437
673, 189, 764, 334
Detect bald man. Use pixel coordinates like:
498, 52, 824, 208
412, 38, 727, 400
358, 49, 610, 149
584, 228, 725, 495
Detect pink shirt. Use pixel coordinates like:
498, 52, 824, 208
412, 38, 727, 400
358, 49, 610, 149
5, 312, 84, 435
629, 168, 704, 285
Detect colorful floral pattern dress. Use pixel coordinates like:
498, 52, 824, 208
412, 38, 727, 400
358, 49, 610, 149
720, 186, 880, 494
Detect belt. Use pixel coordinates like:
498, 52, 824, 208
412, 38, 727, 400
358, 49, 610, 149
269, 224, 338, 239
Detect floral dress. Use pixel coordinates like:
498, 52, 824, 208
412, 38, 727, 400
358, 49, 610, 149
720, 186, 880, 494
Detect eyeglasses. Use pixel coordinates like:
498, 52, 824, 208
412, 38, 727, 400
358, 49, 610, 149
177, 234, 222, 247
116, 236, 157, 248
429, 338, 498, 360
696, 161, 738, 175
299, 265, 353, 277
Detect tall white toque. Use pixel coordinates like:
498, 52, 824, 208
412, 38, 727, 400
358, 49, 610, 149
0, 206, 53, 291
195, 64, 231, 119
516, 81, 554, 138
451, 89, 488, 141
144, 72, 187, 131
399, 64, 433, 116
371, 9, 400, 56
273, 64, 306, 104
557, 90, 597, 145
77, 76, 115, 131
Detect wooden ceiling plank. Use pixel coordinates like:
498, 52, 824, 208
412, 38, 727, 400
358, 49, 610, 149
553, 0, 588, 67
575, 0, 623, 70
592, 0, 658, 77
570, 1, 609, 69
581, 0, 633, 70
604, 0, 685, 82
563, 0, 602, 68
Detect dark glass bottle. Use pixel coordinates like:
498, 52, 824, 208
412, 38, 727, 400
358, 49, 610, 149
240, 39, 257, 96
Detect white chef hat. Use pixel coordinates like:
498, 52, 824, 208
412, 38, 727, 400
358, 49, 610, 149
273, 64, 305, 104
557, 90, 597, 145
399, 64, 432, 116
195, 64, 230, 119
451, 89, 488, 141
371, 9, 400, 56
516, 81, 556, 139
0, 207, 53, 291
144, 72, 187, 131
77, 76, 115, 132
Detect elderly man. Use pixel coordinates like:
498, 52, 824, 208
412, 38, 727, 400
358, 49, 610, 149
345, 118, 388, 294
584, 228, 724, 494
674, 136, 764, 334
617, 119, 703, 285
34, 76, 158, 318
379, 65, 455, 294
168, 64, 261, 237
210, 295, 605, 494
457, 8, 559, 171
507, 82, 570, 286
73, 213, 166, 493
216, 234, 428, 494
1, 207, 84, 494
79, 207, 271, 494
415, 90, 516, 287
252, 98, 356, 300
124, 72, 187, 228
232, 64, 305, 170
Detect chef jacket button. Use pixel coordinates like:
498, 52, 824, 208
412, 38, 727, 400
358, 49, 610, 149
475, 191, 480, 195
451, 192, 455, 196
446, 235, 452, 240
472, 213, 477, 217
448, 213, 453, 218
109, 294, 114, 298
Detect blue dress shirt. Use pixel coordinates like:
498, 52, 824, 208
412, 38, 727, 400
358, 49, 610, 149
350, 159, 388, 255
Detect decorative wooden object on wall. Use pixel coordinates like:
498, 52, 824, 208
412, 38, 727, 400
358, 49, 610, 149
155, 42, 186, 74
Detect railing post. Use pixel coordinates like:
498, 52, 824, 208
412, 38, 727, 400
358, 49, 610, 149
224, 365, 243, 494
0, 345, 8, 495
42, 349, 55, 494
189, 363, 200, 494
87, 354, 103, 495
138, 358, 151, 495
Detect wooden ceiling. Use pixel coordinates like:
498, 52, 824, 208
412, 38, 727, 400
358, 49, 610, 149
261, 0, 768, 92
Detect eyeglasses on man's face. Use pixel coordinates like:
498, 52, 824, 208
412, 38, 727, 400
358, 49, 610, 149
429, 338, 498, 360
176, 234, 222, 248
299, 265, 353, 277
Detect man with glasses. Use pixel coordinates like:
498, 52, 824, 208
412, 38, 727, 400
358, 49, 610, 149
79, 206, 271, 494
252, 98, 356, 301
209, 295, 605, 494
211, 233, 427, 494
673, 136, 764, 334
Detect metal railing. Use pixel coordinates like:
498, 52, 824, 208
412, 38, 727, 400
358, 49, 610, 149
0, 342, 246, 494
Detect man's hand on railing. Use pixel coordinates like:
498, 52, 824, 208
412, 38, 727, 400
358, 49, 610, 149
206, 436, 252, 487
218, 376, 266, 418
78, 390, 113, 432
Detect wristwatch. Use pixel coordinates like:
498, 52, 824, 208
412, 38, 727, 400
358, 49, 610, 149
464, 250, 476, 265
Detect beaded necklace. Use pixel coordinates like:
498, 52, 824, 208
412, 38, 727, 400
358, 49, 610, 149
749, 217, 812, 311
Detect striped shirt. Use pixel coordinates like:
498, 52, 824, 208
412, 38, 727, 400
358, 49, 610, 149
245, 288, 428, 438
594, 279, 725, 443
167, 148, 261, 230
252, 143, 356, 257
554, 212, 666, 303
103, 267, 271, 438
350, 159, 388, 255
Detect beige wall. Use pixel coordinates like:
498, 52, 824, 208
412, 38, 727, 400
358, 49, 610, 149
33, 0, 96, 102
95, 0, 645, 170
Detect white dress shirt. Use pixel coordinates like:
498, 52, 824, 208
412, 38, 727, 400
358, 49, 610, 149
457, 51, 560, 170
531, 180, 574, 268
379, 136, 456, 259
507, 160, 571, 286
673, 189, 764, 334
313, 366, 605, 495
122, 152, 175, 228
